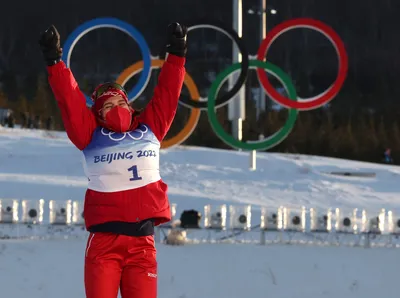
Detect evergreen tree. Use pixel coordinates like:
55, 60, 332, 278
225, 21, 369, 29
0, 88, 8, 108
32, 73, 53, 118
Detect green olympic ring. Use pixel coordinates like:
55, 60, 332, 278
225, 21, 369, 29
207, 60, 298, 151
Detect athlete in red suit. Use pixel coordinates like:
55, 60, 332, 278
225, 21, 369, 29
39, 23, 187, 298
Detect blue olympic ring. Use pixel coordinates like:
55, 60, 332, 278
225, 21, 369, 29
62, 17, 152, 106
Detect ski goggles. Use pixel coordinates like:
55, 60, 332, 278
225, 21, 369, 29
91, 82, 128, 102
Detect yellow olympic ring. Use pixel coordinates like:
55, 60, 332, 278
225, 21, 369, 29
116, 59, 201, 149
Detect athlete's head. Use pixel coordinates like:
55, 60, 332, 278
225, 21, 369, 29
91, 82, 134, 132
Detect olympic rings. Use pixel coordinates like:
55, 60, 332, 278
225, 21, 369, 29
101, 124, 148, 142
115, 59, 201, 149
178, 21, 249, 110
64, 17, 348, 151
208, 60, 298, 150
256, 18, 348, 110
62, 17, 152, 106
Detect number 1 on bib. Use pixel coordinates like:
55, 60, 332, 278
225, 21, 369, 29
128, 165, 142, 181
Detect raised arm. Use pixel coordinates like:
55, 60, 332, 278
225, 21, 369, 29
47, 62, 97, 150
138, 22, 187, 141
39, 25, 97, 151
138, 54, 185, 141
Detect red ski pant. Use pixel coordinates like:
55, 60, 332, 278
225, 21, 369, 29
84, 232, 157, 298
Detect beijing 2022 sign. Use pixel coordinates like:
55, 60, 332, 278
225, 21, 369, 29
62, 17, 348, 151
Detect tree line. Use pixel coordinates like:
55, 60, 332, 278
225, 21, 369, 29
0, 0, 399, 164
1, 73, 397, 165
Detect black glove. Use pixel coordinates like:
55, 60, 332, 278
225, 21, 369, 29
166, 22, 187, 57
39, 25, 63, 66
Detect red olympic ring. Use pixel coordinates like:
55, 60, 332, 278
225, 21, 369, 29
256, 18, 348, 110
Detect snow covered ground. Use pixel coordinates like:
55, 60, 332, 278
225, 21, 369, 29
0, 238, 398, 298
1, 126, 400, 298
1, 126, 400, 216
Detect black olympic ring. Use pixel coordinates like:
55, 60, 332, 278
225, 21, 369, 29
179, 20, 250, 110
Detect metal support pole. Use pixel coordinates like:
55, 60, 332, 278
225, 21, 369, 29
228, 0, 245, 143
251, 0, 268, 168
249, 134, 264, 170
257, 0, 267, 120
250, 150, 256, 171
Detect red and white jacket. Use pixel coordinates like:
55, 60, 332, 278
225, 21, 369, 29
47, 54, 186, 230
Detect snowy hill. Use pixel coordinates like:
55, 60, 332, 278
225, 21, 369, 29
1, 126, 400, 215
1, 126, 400, 298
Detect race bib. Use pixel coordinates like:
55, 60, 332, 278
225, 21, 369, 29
82, 124, 161, 192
